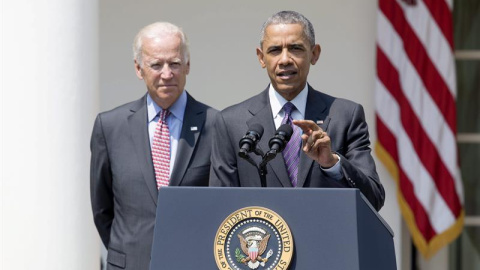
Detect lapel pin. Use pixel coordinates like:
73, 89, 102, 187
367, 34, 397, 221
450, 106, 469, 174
190, 126, 198, 131
316, 120, 324, 125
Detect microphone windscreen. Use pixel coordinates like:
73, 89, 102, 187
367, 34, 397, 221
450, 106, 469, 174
277, 124, 293, 139
249, 123, 264, 138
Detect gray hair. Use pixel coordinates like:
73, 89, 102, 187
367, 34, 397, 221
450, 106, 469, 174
133, 22, 190, 66
260, 11, 316, 48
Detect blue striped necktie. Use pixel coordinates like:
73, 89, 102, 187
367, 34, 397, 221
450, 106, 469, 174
281, 102, 301, 187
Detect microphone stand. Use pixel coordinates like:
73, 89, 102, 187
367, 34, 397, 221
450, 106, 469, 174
254, 148, 268, 188
239, 147, 280, 188
239, 124, 291, 187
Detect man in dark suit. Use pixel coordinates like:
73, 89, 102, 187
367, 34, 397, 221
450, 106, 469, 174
90, 22, 216, 270
209, 11, 384, 211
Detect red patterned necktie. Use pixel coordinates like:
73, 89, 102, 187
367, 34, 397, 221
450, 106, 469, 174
152, 109, 171, 189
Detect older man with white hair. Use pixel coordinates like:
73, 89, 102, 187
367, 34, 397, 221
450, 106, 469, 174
90, 22, 217, 270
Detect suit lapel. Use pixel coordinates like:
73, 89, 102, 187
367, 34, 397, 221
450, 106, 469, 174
127, 95, 158, 205
296, 86, 331, 187
169, 93, 205, 186
246, 90, 292, 187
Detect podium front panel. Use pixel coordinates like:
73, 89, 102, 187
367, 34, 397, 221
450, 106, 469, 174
150, 187, 395, 270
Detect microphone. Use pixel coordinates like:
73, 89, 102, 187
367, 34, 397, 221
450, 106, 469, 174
268, 124, 293, 153
238, 123, 264, 159
259, 124, 293, 168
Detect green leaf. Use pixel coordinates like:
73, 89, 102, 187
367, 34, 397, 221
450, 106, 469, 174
235, 248, 246, 263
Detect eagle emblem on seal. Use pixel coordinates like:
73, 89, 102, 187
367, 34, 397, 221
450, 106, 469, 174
236, 226, 273, 269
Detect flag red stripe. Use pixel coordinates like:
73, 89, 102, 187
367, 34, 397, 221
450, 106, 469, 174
376, 115, 399, 164
376, 47, 461, 217
422, 0, 454, 49
379, 0, 456, 133
399, 170, 436, 241
376, 116, 436, 241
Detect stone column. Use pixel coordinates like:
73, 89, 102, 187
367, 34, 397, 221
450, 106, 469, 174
2, 1, 100, 269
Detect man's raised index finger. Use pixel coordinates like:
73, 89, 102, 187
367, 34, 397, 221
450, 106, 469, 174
292, 120, 321, 132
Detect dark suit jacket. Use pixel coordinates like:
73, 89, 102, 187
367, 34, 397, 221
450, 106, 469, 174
90, 93, 217, 270
209, 86, 385, 211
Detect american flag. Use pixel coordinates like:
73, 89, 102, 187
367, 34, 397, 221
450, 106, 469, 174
375, 0, 464, 258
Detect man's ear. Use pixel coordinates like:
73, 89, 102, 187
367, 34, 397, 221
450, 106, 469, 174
256, 48, 266, 68
310, 44, 321, 65
186, 60, 190, 75
134, 60, 144, 80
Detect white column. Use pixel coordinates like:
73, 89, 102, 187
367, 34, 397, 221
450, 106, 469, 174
418, 247, 449, 270
2, 1, 100, 269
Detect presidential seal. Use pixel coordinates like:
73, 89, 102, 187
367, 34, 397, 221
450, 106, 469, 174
214, 207, 293, 270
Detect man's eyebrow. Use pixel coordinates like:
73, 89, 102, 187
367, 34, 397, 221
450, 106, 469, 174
147, 60, 161, 65
266, 45, 282, 51
288, 43, 306, 48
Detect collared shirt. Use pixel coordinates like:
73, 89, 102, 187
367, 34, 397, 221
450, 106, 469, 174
147, 91, 187, 176
268, 83, 343, 180
269, 83, 308, 128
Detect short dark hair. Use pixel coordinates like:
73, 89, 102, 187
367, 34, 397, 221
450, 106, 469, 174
260, 11, 316, 48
